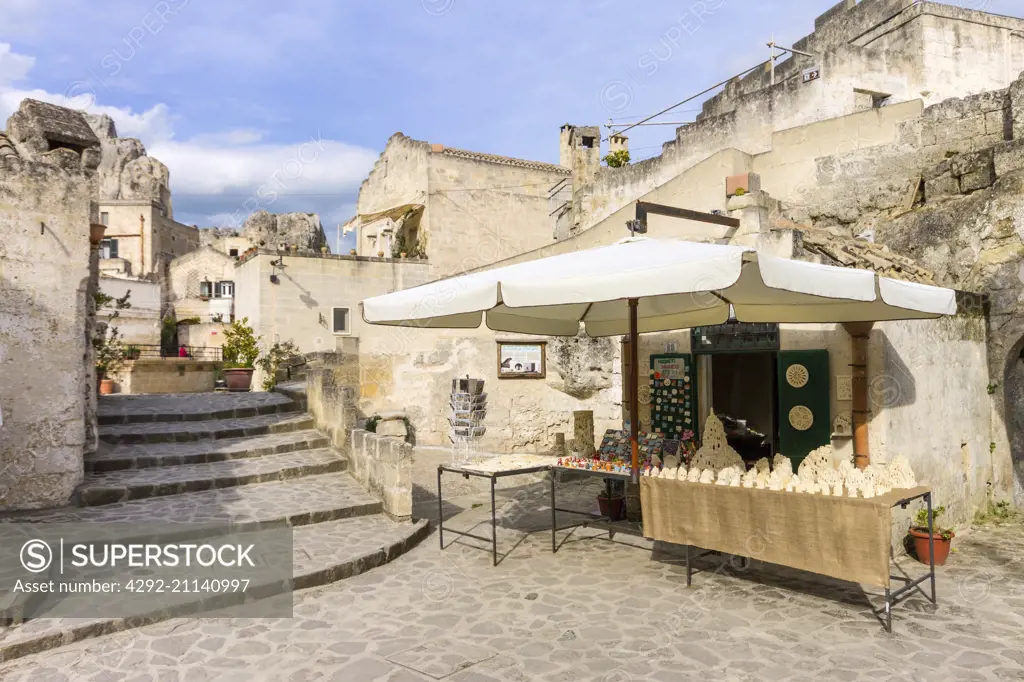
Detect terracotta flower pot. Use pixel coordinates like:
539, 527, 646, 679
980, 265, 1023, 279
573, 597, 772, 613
99, 378, 115, 395
400, 252, 407, 259
349, 249, 358, 256
89, 223, 107, 245
909, 527, 954, 566
223, 368, 254, 392
597, 495, 625, 521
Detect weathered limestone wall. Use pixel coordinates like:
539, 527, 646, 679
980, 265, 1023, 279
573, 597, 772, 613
302, 352, 413, 519
426, 149, 569, 278
353, 133, 570, 278
0, 151, 97, 510
570, 1, 1024, 239
113, 359, 218, 395
234, 252, 433, 354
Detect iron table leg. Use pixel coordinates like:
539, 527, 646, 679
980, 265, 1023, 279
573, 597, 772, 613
551, 472, 557, 553
437, 466, 444, 550
927, 492, 937, 603
491, 476, 497, 567
686, 544, 692, 588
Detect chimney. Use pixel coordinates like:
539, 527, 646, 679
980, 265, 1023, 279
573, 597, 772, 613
559, 124, 575, 168
608, 133, 629, 156
570, 125, 601, 188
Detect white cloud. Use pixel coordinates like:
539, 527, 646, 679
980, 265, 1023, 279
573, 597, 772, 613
0, 43, 34, 86
0, 43, 378, 229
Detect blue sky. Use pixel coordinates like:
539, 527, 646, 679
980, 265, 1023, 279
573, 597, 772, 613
0, 0, 1017, 242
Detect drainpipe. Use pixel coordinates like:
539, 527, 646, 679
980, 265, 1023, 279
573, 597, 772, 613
843, 322, 874, 469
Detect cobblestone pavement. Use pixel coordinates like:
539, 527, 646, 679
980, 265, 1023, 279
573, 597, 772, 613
2, 481, 1022, 682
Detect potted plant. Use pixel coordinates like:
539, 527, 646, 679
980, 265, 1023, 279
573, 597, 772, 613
320, 245, 329, 255
221, 317, 262, 392
125, 345, 141, 360
94, 289, 132, 394
256, 340, 300, 391
349, 249, 358, 256
377, 250, 385, 258
909, 505, 955, 566
597, 486, 625, 521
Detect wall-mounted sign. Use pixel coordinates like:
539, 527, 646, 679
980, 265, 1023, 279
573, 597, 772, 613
497, 342, 546, 379
802, 66, 821, 83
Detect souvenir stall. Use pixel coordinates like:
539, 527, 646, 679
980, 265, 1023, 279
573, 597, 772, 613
362, 236, 956, 631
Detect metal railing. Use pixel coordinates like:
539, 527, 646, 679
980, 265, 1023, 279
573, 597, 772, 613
124, 344, 223, 362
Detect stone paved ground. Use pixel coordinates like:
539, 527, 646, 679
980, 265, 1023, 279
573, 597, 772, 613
3, 480, 1022, 682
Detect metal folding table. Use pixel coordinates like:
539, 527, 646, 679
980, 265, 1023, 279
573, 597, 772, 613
436, 461, 553, 566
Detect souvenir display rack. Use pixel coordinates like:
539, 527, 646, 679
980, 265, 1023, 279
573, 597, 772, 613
649, 354, 697, 441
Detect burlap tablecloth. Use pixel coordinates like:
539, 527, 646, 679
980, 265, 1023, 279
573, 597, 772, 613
640, 477, 930, 588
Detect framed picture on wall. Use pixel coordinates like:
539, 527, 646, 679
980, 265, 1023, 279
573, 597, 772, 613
497, 341, 546, 379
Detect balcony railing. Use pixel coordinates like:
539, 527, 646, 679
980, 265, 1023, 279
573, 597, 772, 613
124, 344, 223, 362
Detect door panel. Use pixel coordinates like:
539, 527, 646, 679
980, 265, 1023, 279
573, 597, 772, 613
777, 350, 831, 467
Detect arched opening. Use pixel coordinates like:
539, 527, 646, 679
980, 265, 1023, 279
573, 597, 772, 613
1003, 337, 1024, 471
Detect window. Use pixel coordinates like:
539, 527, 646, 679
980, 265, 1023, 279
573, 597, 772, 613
215, 281, 234, 298
100, 212, 109, 226
332, 307, 351, 335
229, 248, 239, 258
200, 280, 212, 298
99, 238, 118, 259
582, 136, 595, 148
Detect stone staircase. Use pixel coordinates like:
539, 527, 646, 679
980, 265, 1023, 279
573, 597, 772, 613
0, 389, 428, 663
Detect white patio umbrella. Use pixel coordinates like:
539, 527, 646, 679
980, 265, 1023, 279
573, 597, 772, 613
362, 238, 956, 477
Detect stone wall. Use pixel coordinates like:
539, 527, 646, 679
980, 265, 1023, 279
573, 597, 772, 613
0, 147, 97, 510
568, 1, 1024, 239
234, 251, 433, 355
113, 359, 218, 395
352, 133, 570, 279
301, 352, 413, 519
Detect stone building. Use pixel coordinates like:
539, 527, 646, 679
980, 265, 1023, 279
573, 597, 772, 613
81, 113, 200, 281
0, 102, 100, 510
259, 0, 1024, 527
346, 133, 571, 278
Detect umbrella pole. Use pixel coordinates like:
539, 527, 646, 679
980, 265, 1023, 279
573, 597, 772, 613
629, 298, 640, 482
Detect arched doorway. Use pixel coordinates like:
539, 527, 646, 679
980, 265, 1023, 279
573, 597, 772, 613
1004, 337, 1024, 473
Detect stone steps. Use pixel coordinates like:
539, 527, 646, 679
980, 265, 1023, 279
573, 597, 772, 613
74, 449, 349, 506
86, 429, 331, 472
0, 517, 430, 664
98, 412, 315, 445
0, 388, 430, 663
97, 392, 304, 425
14, 473, 382, 527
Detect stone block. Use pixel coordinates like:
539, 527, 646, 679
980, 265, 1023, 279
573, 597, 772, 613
925, 173, 960, 200
376, 418, 408, 439
986, 109, 1009, 137
960, 168, 995, 193
922, 159, 950, 181
994, 139, 1024, 177
1011, 75, 1024, 140
950, 149, 994, 177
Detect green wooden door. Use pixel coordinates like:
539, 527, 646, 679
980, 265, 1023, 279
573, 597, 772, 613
777, 350, 831, 467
